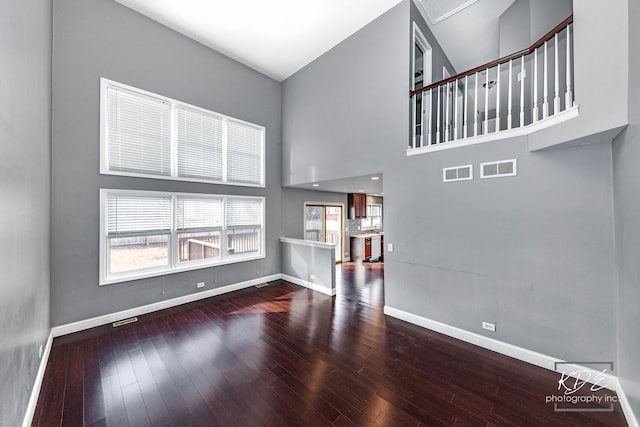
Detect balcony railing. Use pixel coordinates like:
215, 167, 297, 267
410, 15, 575, 152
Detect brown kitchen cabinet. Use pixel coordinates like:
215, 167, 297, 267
348, 193, 367, 219
364, 237, 371, 259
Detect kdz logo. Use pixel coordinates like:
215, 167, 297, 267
546, 362, 618, 412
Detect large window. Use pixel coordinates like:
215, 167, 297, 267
100, 78, 265, 187
361, 204, 383, 230
100, 189, 265, 285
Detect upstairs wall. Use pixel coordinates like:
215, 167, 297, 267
0, 1, 52, 425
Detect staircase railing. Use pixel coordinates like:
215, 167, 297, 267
410, 15, 574, 150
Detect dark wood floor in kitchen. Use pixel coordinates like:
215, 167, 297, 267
34, 262, 627, 426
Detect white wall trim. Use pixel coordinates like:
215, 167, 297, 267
383, 306, 620, 390
53, 274, 280, 337
616, 378, 640, 427
279, 236, 336, 249
22, 330, 54, 427
281, 274, 336, 296
407, 106, 580, 156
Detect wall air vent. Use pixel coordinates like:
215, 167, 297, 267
480, 159, 517, 179
443, 164, 473, 182
420, 0, 480, 24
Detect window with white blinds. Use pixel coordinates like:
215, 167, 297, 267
101, 189, 265, 285
101, 78, 265, 187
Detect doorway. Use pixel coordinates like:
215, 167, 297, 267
304, 204, 343, 263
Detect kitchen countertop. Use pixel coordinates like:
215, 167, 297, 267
351, 233, 383, 238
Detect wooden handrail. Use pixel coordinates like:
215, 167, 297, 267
410, 14, 573, 97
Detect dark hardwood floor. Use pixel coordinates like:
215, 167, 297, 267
34, 262, 627, 426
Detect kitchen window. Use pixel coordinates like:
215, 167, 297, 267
100, 78, 265, 187
100, 189, 265, 285
361, 204, 382, 230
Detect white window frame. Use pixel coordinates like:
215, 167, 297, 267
443, 164, 473, 182
99, 189, 265, 285
412, 22, 432, 149
480, 159, 518, 179
360, 204, 383, 230
100, 78, 265, 187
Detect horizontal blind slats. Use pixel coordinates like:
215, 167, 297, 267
107, 194, 172, 236
176, 197, 223, 231
226, 198, 262, 227
226, 120, 263, 185
107, 87, 171, 176
177, 106, 224, 181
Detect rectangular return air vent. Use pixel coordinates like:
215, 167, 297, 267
443, 164, 473, 182
480, 159, 517, 178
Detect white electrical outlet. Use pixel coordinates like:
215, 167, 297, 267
39, 345, 43, 359
197, 282, 205, 288
482, 321, 496, 332
387, 243, 393, 252
310, 274, 316, 280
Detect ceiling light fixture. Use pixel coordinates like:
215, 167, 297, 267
482, 80, 497, 89
312, 183, 319, 187
371, 176, 380, 181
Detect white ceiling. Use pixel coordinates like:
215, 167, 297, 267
291, 174, 384, 196
113, 0, 403, 82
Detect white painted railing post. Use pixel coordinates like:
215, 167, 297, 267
554, 33, 561, 114
474, 72, 479, 136
484, 69, 489, 135
463, 75, 468, 138
565, 24, 573, 109
533, 48, 539, 122
412, 94, 417, 148
496, 64, 501, 133
436, 85, 441, 143
445, 82, 450, 142
520, 56, 525, 126
508, 60, 513, 129
427, 88, 433, 145
454, 79, 459, 140
543, 40, 549, 119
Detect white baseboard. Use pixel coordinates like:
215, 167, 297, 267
383, 306, 619, 390
616, 378, 640, 427
52, 274, 281, 337
22, 330, 54, 427
280, 274, 336, 296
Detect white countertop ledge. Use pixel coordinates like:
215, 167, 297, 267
279, 237, 336, 248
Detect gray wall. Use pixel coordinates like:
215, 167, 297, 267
0, 0, 52, 425
282, 1, 410, 187
281, 188, 349, 259
281, 240, 336, 292
282, 0, 618, 365
612, 0, 640, 416
51, 0, 282, 326
384, 138, 616, 363
499, 0, 531, 56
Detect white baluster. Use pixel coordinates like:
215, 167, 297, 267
484, 69, 489, 135
508, 59, 513, 129
496, 64, 501, 133
533, 48, 539, 122
445, 82, 450, 142
543, 40, 549, 119
436, 85, 441, 143
565, 24, 573, 109
427, 88, 433, 145
554, 33, 561, 114
474, 72, 479, 136
464, 75, 468, 138
454, 79, 459, 140
410, 94, 418, 148
520, 56, 525, 126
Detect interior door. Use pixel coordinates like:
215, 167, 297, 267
305, 204, 342, 263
